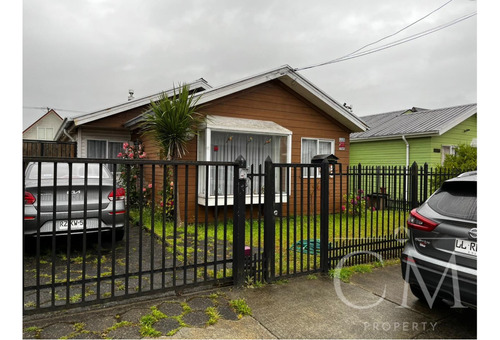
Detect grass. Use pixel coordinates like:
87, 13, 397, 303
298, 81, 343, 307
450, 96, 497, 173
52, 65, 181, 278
129, 208, 408, 277
328, 258, 401, 283
229, 298, 252, 319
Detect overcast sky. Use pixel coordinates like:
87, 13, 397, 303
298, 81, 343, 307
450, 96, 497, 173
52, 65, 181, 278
22, 0, 477, 130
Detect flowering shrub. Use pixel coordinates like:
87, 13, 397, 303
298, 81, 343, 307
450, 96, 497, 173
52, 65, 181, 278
341, 189, 372, 215
117, 142, 174, 220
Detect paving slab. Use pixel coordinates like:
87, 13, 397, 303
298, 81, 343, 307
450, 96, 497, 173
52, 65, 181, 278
22, 263, 477, 339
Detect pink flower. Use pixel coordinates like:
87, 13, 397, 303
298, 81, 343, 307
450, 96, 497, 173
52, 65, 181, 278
128, 152, 134, 158
143, 187, 146, 192
170, 181, 174, 187
123, 142, 129, 149
341, 206, 346, 211
117, 152, 123, 158
148, 183, 152, 189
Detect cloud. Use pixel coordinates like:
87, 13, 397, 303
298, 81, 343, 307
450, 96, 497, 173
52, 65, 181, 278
23, 0, 477, 129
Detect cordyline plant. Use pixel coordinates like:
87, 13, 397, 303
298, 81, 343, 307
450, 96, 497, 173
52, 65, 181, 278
140, 84, 206, 225
141, 84, 205, 160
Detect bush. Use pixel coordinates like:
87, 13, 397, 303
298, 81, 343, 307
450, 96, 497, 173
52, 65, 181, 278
431, 144, 477, 191
342, 189, 372, 215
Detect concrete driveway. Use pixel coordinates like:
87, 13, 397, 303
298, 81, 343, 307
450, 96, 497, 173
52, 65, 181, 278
174, 263, 477, 339
23, 263, 477, 339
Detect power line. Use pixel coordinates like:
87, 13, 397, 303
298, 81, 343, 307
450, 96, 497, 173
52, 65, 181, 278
296, 4, 476, 71
23, 106, 88, 114
301, 12, 476, 68
336, 0, 455, 63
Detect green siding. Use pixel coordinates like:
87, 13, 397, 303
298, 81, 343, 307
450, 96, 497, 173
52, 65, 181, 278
349, 114, 477, 167
429, 115, 477, 167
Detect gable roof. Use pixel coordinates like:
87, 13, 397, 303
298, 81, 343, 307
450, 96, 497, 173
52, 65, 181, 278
57, 65, 368, 139
23, 109, 63, 134
189, 65, 368, 132
54, 78, 211, 140
350, 103, 477, 142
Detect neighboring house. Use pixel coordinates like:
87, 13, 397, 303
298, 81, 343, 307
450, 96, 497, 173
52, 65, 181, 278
349, 104, 477, 168
23, 109, 63, 140
56, 65, 368, 218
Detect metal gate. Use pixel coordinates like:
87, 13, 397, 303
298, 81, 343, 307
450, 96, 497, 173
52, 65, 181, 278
24, 155, 453, 313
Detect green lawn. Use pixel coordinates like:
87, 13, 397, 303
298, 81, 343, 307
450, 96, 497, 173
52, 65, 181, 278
129, 208, 409, 278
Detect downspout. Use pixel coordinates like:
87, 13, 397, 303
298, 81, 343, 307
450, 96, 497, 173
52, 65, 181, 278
401, 135, 409, 168
63, 129, 76, 142
402, 135, 409, 202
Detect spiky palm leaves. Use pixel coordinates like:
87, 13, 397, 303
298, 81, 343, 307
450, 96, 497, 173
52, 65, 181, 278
142, 84, 204, 160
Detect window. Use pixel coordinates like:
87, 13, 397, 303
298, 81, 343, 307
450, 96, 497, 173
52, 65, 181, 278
301, 138, 335, 177
87, 140, 125, 172
441, 145, 456, 165
37, 127, 54, 140
197, 115, 292, 205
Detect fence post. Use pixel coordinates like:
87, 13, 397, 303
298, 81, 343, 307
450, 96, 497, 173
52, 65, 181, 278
320, 159, 330, 273
232, 155, 247, 286
410, 161, 419, 209
263, 156, 275, 282
423, 163, 429, 202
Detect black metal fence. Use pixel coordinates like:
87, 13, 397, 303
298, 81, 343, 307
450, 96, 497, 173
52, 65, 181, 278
23, 156, 458, 314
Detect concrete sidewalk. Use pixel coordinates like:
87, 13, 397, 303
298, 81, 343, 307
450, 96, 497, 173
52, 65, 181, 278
22, 263, 477, 339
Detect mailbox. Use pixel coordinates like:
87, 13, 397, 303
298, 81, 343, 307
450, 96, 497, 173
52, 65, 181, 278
311, 154, 339, 164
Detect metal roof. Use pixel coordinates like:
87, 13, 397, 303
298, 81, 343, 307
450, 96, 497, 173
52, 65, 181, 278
350, 103, 477, 141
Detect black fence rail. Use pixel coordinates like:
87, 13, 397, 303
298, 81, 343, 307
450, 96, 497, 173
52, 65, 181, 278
23, 157, 239, 314
23, 156, 459, 314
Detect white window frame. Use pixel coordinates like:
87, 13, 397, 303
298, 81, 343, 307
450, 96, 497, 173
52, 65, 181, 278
197, 126, 292, 206
301, 137, 335, 177
441, 145, 456, 165
37, 127, 54, 140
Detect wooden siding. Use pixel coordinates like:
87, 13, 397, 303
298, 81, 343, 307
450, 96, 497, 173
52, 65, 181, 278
137, 80, 352, 223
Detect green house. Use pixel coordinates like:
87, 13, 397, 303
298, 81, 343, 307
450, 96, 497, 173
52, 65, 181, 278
349, 104, 477, 168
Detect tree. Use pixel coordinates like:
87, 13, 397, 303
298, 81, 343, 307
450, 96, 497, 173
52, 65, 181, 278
141, 84, 205, 160
140, 84, 205, 225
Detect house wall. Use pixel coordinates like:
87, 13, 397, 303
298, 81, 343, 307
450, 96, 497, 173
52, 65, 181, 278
76, 106, 147, 157
23, 111, 63, 140
137, 80, 353, 223
349, 114, 477, 168
428, 114, 477, 167
349, 137, 431, 167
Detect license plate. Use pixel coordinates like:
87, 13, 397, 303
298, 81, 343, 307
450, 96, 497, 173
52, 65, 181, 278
58, 219, 84, 231
454, 239, 477, 256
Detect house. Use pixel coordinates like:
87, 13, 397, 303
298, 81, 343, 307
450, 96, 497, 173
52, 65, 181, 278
56, 65, 368, 219
23, 109, 63, 140
349, 104, 477, 168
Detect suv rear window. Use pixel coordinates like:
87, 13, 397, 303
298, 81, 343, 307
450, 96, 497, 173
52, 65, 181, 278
427, 180, 477, 221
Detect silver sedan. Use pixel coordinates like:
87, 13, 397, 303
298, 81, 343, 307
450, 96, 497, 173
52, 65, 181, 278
24, 162, 126, 240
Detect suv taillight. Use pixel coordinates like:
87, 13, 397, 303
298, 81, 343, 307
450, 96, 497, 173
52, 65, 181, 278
407, 208, 439, 232
108, 188, 126, 201
24, 191, 36, 205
